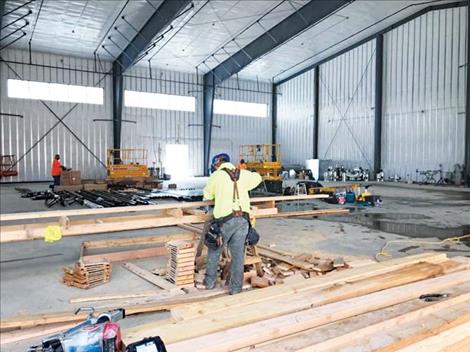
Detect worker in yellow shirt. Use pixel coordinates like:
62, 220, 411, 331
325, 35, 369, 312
203, 153, 262, 294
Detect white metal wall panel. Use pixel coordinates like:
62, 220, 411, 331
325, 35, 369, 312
0, 48, 112, 182
210, 79, 272, 165
383, 7, 467, 178
276, 69, 315, 165
318, 40, 376, 170
123, 67, 271, 176
122, 66, 203, 176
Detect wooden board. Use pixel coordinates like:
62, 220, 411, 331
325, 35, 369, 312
391, 320, 470, 352
256, 247, 315, 270
82, 247, 168, 262
163, 270, 470, 352
70, 291, 160, 303
171, 252, 448, 320
82, 233, 196, 250
294, 292, 470, 352
122, 261, 456, 345
0, 195, 329, 221
0, 322, 77, 345
0, 289, 227, 331
374, 312, 470, 352
1, 214, 207, 243
1, 198, 339, 243
122, 263, 180, 291
234, 283, 470, 352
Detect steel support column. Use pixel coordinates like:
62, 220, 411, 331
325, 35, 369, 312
0, 0, 4, 109
313, 66, 320, 159
374, 34, 384, 180
112, 62, 123, 150
272, 83, 278, 162
465, 3, 470, 187
202, 0, 350, 172
203, 73, 215, 175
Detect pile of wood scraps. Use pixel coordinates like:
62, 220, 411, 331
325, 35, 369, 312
63, 259, 112, 289
253, 245, 348, 285
120, 253, 470, 352
182, 222, 349, 289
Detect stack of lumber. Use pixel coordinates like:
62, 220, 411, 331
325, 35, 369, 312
63, 259, 112, 289
166, 240, 196, 287
121, 253, 470, 352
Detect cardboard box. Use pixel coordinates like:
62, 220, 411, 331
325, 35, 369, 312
61, 170, 81, 185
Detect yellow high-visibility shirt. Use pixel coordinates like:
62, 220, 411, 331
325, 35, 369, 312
203, 162, 262, 219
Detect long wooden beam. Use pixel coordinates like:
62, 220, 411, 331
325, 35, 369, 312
391, 320, 470, 352
0, 213, 207, 243
0, 195, 328, 222
164, 270, 470, 352
295, 292, 470, 352
1, 203, 346, 244
0, 289, 227, 331
170, 253, 448, 321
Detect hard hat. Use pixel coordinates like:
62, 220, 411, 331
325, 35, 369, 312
211, 153, 230, 173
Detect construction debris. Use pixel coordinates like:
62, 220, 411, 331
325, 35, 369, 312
63, 259, 112, 289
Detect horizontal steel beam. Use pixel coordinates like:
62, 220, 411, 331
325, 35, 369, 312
206, 0, 351, 86
115, 0, 191, 72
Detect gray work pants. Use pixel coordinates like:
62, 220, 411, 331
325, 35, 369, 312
204, 216, 249, 294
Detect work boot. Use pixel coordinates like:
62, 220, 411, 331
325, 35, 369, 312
228, 288, 241, 295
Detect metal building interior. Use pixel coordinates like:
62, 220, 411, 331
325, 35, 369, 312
0, 1, 469, 351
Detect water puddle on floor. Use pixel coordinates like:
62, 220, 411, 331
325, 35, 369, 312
326, 212, 470, 247
277, 202, 470, 247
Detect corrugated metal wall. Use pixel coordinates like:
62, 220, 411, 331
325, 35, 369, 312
123, 68, 272, 176
122, 66, 203, 176
276, 69, 315, 165
1, 49, 271, 181
382, 6, 467, 178
210, 79, 272, 166
0, 48, 112, 182
318, 40, 376, 170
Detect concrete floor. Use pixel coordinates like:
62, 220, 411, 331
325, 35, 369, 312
1, 181, 469, 350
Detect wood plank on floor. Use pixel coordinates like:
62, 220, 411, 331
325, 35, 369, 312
122, 263, 181, 292
171, 253, 448, 320
0, 289, 226, 331
294, 293, 470, 352
163, 270, 470, 352
390, 320, 470, 352
122, 261, 459, 346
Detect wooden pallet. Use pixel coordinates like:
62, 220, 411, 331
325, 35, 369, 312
166, 240, 196, 287
63, 259, 112, 289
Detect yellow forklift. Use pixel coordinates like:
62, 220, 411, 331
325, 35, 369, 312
106, 148, 149, 180
239, 144, 283, 194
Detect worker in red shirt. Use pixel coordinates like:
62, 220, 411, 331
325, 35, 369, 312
51, 154, 65, 186
237, 159, 248, 170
